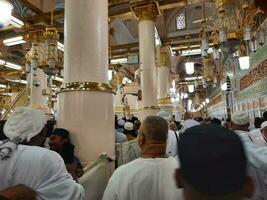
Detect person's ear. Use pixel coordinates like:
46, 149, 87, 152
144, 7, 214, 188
138, 133, 145, 148
175, 168, 184, 188
242, 176, 254, 198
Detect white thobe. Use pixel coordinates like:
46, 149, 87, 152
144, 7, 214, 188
166, 130, 179, 157
249, 129, 262, 142
0, 145, 85, 200
102, 157, 183, 200
254, 136, 267, 146
235, 130, 267, 200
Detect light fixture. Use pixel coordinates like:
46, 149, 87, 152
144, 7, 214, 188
221, 82, 227, 91
239, 56, 250, 70
202, 101, 206, 106
57, 42, 64, 52
185, 76, 203, 81
205, 98, 210, 104
0, 0, 13, 28
3, 61, 22, 70
108, 70, 113, 81
181, 48, 213, 56
8, 79, 27, 84
0, 84, 6, 88
3, 36, 26, 46
10, 16, 24, 28
111, 58, 127, 65
185, 62, 195, 75
0, 59, 5, 65
188, 85, 194, 93
52, 77, 63, 82
184, 93, 188, 99
122, 77, 132, 84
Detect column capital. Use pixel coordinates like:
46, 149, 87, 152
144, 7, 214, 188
130, 0, 160, 21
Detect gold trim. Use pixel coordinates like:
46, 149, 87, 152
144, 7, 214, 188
131, 2, 160, 21
158, 97, 171, 105
227, 31, 242, 40
58, 82, 114, 94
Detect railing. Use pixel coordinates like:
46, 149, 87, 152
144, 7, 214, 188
78, 154, 114, 200
1, 87, 28, 120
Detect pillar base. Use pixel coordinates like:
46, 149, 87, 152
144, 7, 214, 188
57, 91, 115, 165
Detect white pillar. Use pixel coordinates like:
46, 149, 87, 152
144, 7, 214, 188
134, 3, 159, 119
31, 68, 47, 106
57, 0, 114, 164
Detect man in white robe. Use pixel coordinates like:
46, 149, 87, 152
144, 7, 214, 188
231, 112, 267, 200
0, 107, 85, 200
102, 116, 183, 200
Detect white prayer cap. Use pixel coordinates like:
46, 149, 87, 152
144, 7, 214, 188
4, 106, 47, 142
182, 119, 200, 131
261, 121, 267, 130
118, 118, 126, 127
232, 112, 249, 125
124, 122, 134, 131
157, 111, 172, 122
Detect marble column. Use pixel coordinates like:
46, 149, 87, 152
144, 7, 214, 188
133, 3, 159, 119
30, 68, 47, 107
57, 0, 114, 164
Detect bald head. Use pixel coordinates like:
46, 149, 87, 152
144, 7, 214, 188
141, 116, 168, 142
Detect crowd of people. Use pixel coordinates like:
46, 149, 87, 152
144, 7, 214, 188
110, 111, 267, 200
0, 106, 267, 200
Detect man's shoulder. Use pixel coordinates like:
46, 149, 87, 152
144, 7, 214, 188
17, 145, 62, 163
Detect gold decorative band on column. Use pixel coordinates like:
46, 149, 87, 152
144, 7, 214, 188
58, 82, 114, 94
158, 97, 171, 105
143, 105, 160, 110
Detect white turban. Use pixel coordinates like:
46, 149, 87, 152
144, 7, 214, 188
232, 112, 249, 125
4, 106, 47, 142
157, 111, 172, 122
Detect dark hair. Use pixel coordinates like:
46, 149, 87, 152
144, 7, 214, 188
211, 118, 221, 125
254, 117, 264, 129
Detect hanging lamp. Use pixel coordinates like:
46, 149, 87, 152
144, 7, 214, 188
185, 37, 195, 75
0, 0, 13, 28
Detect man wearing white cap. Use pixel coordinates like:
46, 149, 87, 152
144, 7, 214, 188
0, 107, 85, 200
254, 121, 267, 146
232, 112, 267, 199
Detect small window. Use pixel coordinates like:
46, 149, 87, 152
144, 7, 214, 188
176, 12, 186, 30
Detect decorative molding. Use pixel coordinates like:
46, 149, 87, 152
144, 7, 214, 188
130, 1, 160, 21
58, 82, 114, 94
240, 59, 267, 91
143, 105, 160, 110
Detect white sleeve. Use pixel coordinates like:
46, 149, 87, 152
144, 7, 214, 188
102, 179, 118, 200
238, 132, 267, 172
36, 150, 85, 200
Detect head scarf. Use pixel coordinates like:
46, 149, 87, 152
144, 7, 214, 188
0, 107, 47, 160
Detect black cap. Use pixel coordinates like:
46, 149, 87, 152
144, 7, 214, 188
52, 128, 70, 139
178, 124, 247, 196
